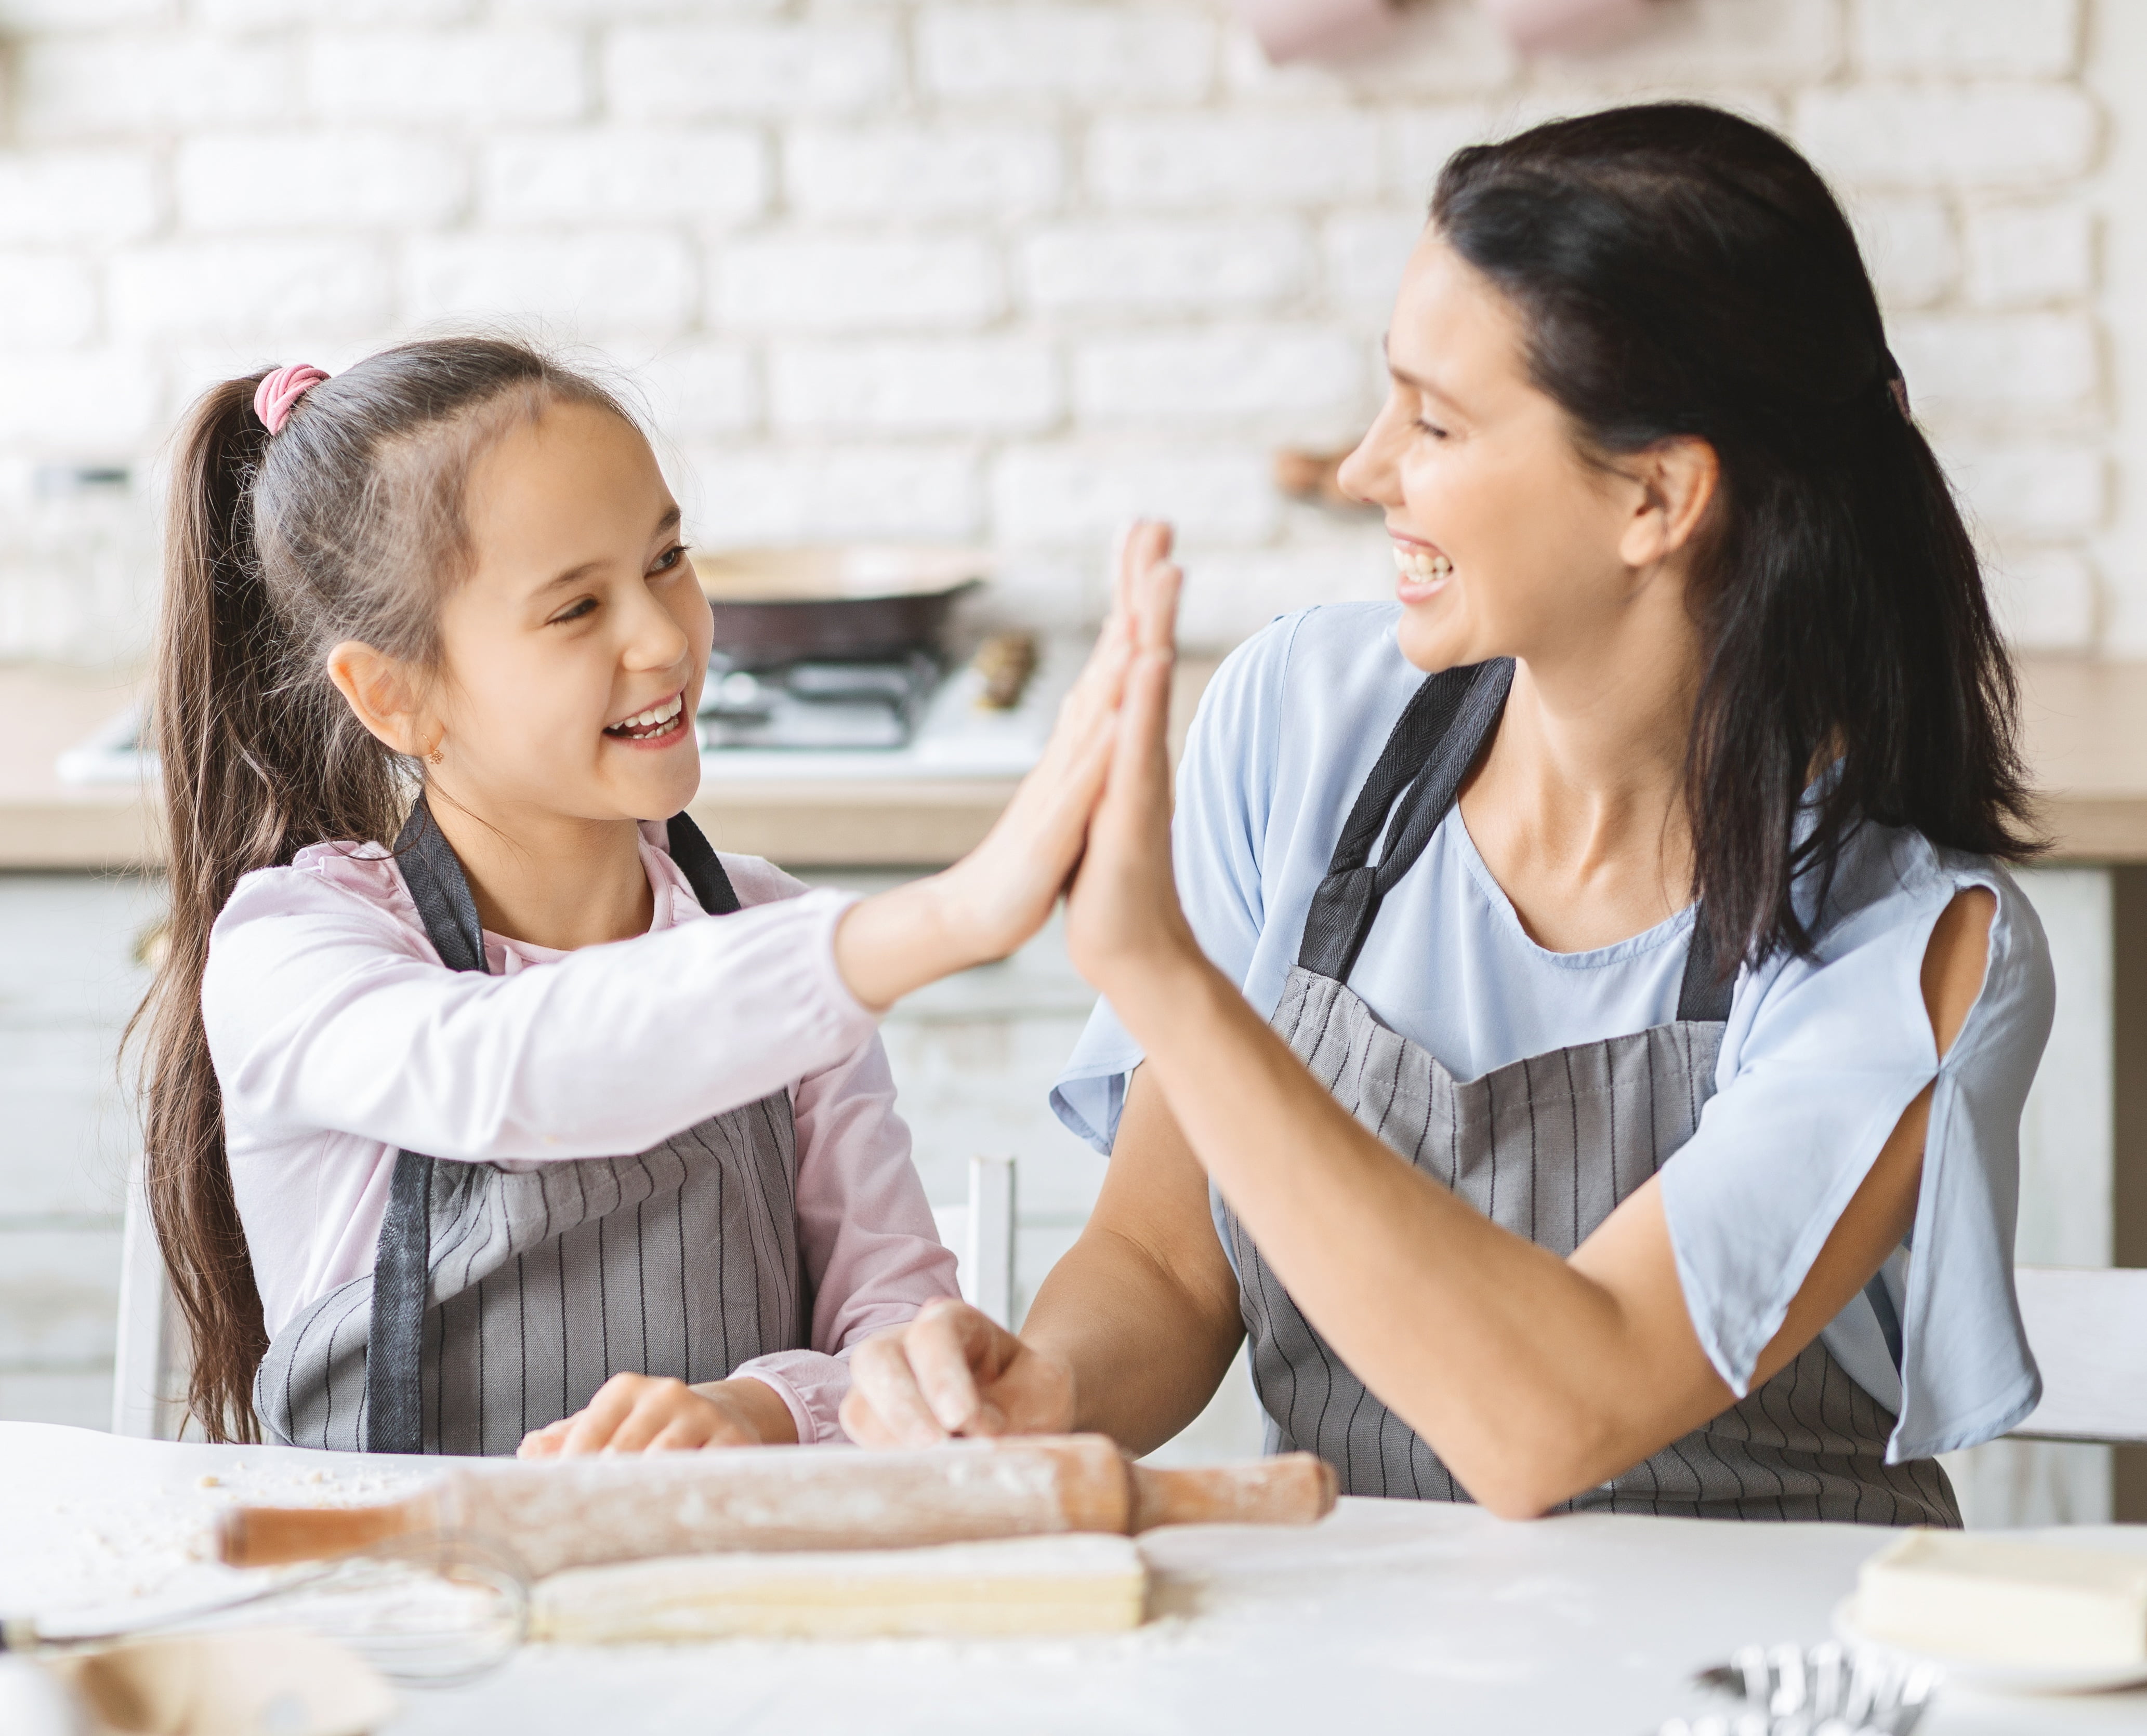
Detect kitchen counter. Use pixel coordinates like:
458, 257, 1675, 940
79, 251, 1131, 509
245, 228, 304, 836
2, 1423, 2143, 1735
3, 655, 2144, 871
0, 659, 1218, 871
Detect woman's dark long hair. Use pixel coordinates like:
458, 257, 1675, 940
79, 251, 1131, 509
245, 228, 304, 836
1432, 103, 2038, 967
131, 338, 629, 1441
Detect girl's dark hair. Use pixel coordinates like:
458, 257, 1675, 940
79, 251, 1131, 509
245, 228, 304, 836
132, 338, 631, 1441
1431, 103, 2038, 967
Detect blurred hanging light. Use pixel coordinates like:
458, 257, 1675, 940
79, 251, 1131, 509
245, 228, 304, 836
1228, 0, 1660, 64
1226, 0, 1399, 63
1478, 0, 1656, 53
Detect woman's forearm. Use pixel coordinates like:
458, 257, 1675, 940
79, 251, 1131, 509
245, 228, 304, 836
1020, 1222, 1244, 1456
1111, 952, 1727, 1515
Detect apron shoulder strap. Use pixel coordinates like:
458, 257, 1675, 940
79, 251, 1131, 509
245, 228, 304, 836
1295, 658, 1736, 1027
1675, 913, 1735, 1024
367, 794, 489, 1454
1298, 658, 1514, 983
665, 811, 743, 916
393, 796, 488, 974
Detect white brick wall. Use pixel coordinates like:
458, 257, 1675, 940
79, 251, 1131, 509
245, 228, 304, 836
0, 0, 2136, 656
915, 7, 1218, 103
769, 339, 1061, 434
1853, 0, 2079, 77
479, 129, 767, 226
715, 235, 1004, 332
787, 126, 1064, 222
307, 29, 589, 126
0, 150, 160, 244
1023, 218, 1313, 314
605, 22, 900, 118
179, 133, 469, 231
1966, 203, 2097, 306
1793, 84, 2099, 187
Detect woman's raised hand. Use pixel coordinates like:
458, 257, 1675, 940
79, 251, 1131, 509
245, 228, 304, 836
1061, 534, 1195, 999
832, 524, 1183, 1010
938, 522, 1184, 962
839, 1297, 1076, 1446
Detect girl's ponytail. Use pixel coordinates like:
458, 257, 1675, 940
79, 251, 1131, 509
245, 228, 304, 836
136, 375, 400, 1442
136, 377, 276, 1441
131, 340, 634, 1441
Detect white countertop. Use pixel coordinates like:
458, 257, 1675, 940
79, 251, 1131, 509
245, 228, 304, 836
5, 1424, 2145, 1735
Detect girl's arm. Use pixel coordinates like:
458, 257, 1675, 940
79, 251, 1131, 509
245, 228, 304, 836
209, 531, 1186, 1165
207, 877, 882, 1163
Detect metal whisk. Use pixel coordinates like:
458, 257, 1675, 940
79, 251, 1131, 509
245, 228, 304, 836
1658, 1640, 1939, 1736
1, 1530, 528, 1687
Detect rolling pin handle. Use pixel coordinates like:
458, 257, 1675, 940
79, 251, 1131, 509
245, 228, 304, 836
1125, 1452, 1338, 1533
217, 1494, 433, 1568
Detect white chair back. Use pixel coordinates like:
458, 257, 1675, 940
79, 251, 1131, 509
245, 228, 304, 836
2007, 1264, 2147, 1446
111, 1154, 186, 1440
930, 1155, 1018, 1330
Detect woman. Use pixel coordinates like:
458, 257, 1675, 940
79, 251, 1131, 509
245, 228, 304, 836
839, 103, 2053, 1523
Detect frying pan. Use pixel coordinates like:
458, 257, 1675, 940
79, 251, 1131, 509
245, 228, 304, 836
696, 545, 989, 666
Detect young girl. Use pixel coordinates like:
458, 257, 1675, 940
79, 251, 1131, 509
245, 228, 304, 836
136, 337, 1168, 1455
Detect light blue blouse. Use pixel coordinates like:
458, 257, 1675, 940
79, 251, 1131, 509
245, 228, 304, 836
1051, 603, 2055, 1464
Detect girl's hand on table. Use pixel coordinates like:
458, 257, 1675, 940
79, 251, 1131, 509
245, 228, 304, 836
516, 1372, 797, 1456
832, 524, 1183, 1011
839, 1297, 1075, 1447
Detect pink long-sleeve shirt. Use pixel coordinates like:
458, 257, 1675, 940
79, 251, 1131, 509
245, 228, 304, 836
201, 821, 958, 1445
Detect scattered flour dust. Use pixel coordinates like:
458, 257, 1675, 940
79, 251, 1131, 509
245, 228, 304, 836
5, 1454, 432, 1634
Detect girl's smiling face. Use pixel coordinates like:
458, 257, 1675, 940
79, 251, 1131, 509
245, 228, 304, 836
1336, 232, 1674, 678
425, 401, 710, 826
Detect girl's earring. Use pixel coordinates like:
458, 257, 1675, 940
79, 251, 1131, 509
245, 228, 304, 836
426, 740, 445, 769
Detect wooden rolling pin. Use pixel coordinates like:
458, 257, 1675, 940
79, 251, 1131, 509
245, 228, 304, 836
219, 1435, 1336, 1578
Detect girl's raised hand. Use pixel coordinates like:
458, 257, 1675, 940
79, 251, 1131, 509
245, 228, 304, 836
832, 524, 1183, 1010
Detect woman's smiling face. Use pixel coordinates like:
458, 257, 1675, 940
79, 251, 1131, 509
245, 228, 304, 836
1337, 232, 1663, 677
426, 400, 712, 826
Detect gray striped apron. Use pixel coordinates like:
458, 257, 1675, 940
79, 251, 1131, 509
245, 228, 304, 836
1223, 659, 1958, 1525
255, 801, 809, 1456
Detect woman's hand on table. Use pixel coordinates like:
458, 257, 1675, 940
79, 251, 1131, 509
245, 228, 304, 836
832, 524, 1183, 1012
839, 1297, 1076, 1446
516, 1372, 798, 1456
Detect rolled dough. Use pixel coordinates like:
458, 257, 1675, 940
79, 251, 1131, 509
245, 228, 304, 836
532, 1534, 1148, 1642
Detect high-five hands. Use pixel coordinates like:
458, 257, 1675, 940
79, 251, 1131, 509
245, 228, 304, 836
931, 521, 1184, 966
830, 523, 1184, 1011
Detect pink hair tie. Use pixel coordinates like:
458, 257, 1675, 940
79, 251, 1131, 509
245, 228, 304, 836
253, 364, 329, 435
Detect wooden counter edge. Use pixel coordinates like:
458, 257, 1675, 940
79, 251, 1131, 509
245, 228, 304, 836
7, 654, 2147, 870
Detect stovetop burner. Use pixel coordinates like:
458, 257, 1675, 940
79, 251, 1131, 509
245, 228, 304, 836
56, 637, 1062, 789
697, 650, 941, 751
